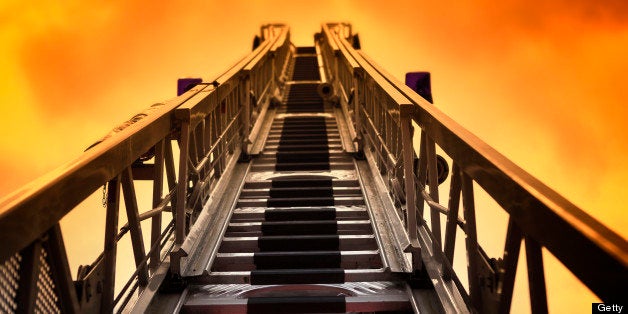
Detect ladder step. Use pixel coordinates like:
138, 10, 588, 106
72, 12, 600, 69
267, 133, 336, 139
226, 220, 372, 236
183, 291, 411, 313
228, 220, 339, 235
281, 107, 327, 112
272, 121, 333, 126
282, 108, 328, 114
270, 178, 353, 187
251, 163, 356, 172
274, 115, 331, 121
239, 187, 362, 198
280, 105, 327, 108
270, 186, 356, 195
261, 150, 343, 157
283, 100, 324, 105
274, 123, 331, 127
247, 296, 346, 314
244, 187, 330, 198
257, 156, 350, 164
272, 122, 336, 127
291, 75, 321, 81
268, 133, 337, 138
264, 207, 337, 220
231, 207, 368, 221
212, 250, 382, 271
287, 82, 319, 89
255, 163, 332, 172
192, 269, 398, 285
264, 144, 340, 151
267, 139, 339, 145
266, 136, 338, 142
219, 235, 377, 252
273, 127, 333, 132
296, 46, 317, 54
237, 196, 364, 207
250, 268, 344, 285
268, 130, 338, 136
243, 179, 358, 189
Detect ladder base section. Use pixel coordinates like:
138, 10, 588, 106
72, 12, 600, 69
183, 282, 412, 314
188, 269, 404, 285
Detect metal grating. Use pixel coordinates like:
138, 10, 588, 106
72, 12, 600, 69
0, 253, 21, 314
35, 248, 61, 314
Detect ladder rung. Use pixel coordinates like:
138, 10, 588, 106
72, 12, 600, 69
211, 250, 382, 271
226, 220, 372, 236
219, 234, 377, 252
243, 179, 358, 189
231, 207, 368, 222
239, 186, 362, 198
191, 268, 399, 285
236, 196, 365, 207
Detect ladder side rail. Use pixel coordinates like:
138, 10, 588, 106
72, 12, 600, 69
336, 45, 361, 152
347, 40, 505, 311
270, 27, 291, 91
171, 82, 244, 275
273, 26, 293, 86
0, 84, 205, 264
211, 25, 286, 88
0, 82, 209, 313
368, 42, 627, 307
0, 25, 290, 314
320, 23, 340, 87
321, 24, 472, 312
320, 23, 362, 153
171, 26, 290, 275
322, 20, 430, 279
243, 26, 290, 154
269, 25, 290, 72
320, 25, 361, 154
120, 24, 289, 307
326, 22, 628, 312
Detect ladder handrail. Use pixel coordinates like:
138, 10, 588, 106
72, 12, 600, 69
322, 22, 627, 310
0, 24, 291, 313
0, 87, 200, 263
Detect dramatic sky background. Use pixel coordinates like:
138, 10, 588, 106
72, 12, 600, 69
1, 1, 626, 313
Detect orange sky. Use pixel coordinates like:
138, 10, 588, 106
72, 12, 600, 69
1, 1, 626, 313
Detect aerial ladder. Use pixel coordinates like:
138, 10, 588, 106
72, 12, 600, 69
0, 23, 626, 313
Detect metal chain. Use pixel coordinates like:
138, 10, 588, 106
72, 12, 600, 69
102, 184, 107, 207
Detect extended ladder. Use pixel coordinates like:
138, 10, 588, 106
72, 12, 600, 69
148, 47, 419, 313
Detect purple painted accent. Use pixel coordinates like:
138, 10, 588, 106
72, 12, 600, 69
405, 72, 433, 103
177, 78, 203, 96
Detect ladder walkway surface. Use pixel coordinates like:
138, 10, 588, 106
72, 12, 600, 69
175, 47, 412, 313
